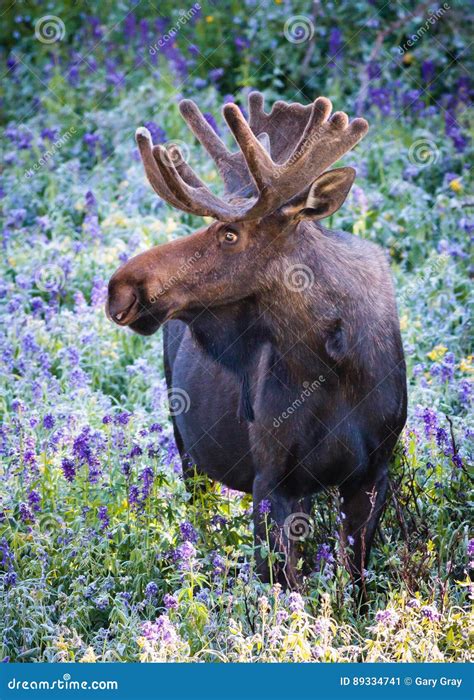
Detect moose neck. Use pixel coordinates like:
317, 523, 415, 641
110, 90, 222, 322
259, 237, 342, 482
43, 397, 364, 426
188, 223, 353, 387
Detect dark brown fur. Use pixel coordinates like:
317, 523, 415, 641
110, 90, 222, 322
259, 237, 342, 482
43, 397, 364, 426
107, 92, 406, 599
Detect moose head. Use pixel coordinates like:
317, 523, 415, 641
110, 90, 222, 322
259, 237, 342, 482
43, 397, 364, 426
107, 93, 368, 336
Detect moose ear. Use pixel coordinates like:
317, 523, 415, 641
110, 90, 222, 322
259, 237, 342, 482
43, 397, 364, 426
282, 167, 356, 221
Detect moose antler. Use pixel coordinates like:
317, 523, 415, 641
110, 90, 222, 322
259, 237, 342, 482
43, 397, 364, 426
136, 92, 368, 223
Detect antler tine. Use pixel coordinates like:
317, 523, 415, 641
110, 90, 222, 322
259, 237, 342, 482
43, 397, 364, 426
153, 144, 244, 221
179, 99, 231, 167
248, 91, 265, 121
136, 128, 196, 214
157, 144, 205, 189
136, 93, 368, 224
222, 103, 275, 192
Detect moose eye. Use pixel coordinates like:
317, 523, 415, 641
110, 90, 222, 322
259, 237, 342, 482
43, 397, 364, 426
223, 230, 238, 244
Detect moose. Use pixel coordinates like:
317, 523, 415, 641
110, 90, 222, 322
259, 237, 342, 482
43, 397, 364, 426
107, 92, 407, 596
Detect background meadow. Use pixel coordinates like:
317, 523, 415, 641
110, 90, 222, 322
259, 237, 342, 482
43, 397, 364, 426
0, 0, 472, 662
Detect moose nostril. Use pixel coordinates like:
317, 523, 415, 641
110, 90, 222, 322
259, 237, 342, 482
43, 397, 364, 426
108, 288, 137, 324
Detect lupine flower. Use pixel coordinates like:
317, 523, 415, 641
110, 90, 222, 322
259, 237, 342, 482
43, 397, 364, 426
145, 581, 159, 599
27, 490, 41, 512
61, 458, 76, 482
142, 615, 177, 645
421, 605, 441, 622
288, 592, 304, 613
43, 414, 55, 429
97, 506, 109, 530
163, 593, 178, 609
375, 608, 399, 627
258, 499, 271, 515
179, 521, 198, 543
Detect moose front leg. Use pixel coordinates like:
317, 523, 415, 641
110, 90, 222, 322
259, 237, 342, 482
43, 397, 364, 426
252, 476, 308, 589
339, 464, 388, 608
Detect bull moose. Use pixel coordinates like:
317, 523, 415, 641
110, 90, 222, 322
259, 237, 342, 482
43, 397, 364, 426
107, 92, 407, 594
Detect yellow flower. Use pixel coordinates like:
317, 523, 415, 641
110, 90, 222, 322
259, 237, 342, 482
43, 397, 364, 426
399, 315, 408, 331
79, 647, 97, 663
402, 52, 414, 65
460, 355, 473, 373
449, 179, 462, 193
206, 15, 214, 23
102, 211, 133, 228
56, 636, 69, 652
165, 217, 178, 234
427, 344, 447, 361
74, 200, 85, 212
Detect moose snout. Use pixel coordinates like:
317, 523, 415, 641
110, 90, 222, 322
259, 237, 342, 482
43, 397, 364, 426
106, 282, 137, 325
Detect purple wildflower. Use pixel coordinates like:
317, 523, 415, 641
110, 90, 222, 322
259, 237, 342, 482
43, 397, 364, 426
61, 457, 76, 482
421, 605, 441, 622
97, 506, 109, 530
43, 414, 55, 430
142, 615, 177, 645
19, 502, 33, 522
28, 490, 41, 512
163, 593, 178, 610
258, 499, 271, 516
375, 608, 399, 627
288, 591, 305, 613
179, 521, 198, 543
316, 543, 334, 564
145, 581, 159, 599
